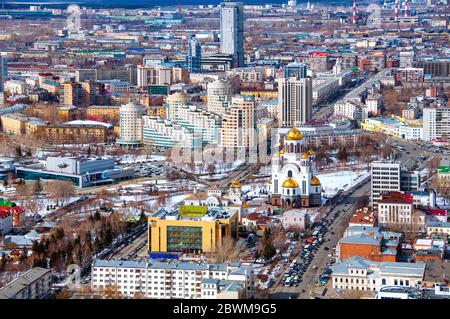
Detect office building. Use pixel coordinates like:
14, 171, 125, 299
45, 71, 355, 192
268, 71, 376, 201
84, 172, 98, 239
331, 256, 425, 292
16, 156, 134, 188
219, 95, 256, 149
117, 101, 147, 147
207, 79, 233, 116
91, 259, 254, 299
137, 65, 172, 88
370, 161, 401, 207
220, 1, 244, 68
187, 35, 202, 73
147, 205, 239, 253
378, 192, 426, 233
277, 76, 313, 127
284, 62, 307, 79
337, 225, 401, 262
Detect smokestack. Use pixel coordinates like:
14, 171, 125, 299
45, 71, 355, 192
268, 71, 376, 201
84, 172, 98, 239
353, 0, 357, 24
404, 0, 408, 17
395, 0, 399, 20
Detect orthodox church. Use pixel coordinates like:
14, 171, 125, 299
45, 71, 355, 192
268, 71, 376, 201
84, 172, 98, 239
268, 127, 322, 209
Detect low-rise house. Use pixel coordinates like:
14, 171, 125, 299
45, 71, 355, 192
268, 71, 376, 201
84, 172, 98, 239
282, 209, 310, 231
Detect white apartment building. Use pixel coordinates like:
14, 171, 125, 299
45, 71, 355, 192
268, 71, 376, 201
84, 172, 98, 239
334, 101, 367, 122
91, 259, 254, 299
370, 161, 401, 208
207, 78, 233, 116
0, 267, 52, 299
227, 67, 267, 82
312, 77, 340, 104
117, 101, 146, 147
166, 91, 192, 121
174, 105, 221, 145
365, 93, 383, 116
142, 116, 201, 149
4, 80, 26, 95
331, 256, 425, 292
220, 95, 256, 149
137, 65, 172, 88
277, 76, 313, 127
423, 107, 450, 142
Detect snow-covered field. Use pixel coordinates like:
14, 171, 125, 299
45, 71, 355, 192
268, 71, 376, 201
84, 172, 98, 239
318, 170, 370, 196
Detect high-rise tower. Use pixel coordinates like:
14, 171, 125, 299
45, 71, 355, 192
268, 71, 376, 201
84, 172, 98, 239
220, 1, 244, 68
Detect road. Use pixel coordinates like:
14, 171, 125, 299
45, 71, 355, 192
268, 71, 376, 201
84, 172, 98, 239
270, 135, 444, 299
271, 182, 370, 299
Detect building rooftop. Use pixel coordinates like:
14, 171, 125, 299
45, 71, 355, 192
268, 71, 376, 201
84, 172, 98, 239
92, 258, 246, 273
0, 267, 50, 299
152, 205, 238, 222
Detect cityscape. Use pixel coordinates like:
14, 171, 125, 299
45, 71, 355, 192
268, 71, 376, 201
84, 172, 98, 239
0, 0, 449, 302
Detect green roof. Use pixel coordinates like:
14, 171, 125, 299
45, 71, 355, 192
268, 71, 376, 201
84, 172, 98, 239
438, 166, 450, 173
179, 205, 207, 217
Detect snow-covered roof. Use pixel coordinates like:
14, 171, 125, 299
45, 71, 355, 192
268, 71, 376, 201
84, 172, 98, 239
63, 120, 113, 129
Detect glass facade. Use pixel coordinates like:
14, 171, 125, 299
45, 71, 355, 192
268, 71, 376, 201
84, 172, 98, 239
166, 226, 203, 252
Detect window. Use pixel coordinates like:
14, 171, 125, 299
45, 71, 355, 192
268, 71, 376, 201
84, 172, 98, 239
382, 278, 386, 285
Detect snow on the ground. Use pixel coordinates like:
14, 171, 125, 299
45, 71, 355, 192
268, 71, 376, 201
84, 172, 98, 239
119, 154, 166, 163
33, 196, 81, 218
318, 169, 370, 196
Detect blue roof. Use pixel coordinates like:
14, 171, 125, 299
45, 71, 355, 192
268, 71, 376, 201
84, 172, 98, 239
427, 221, 450, 228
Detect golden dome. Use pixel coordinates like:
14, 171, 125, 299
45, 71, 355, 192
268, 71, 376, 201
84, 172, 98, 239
311, 176, 321, 186
301, 152, 308, 160
230, 179, 241, 189
285, 128, 302, 141
282, 178, 299, 188
242, 202, 248, 209
280, 149, 285, 154
268, 178, 272, 184
274, 152, 280, 158
308, 149, 315, 156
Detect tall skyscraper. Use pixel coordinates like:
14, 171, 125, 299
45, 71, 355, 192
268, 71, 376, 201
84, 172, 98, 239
220, 1, 244, 68
284, 62, 308, 79
277, 65, 312, 127
187, 35, 202, 73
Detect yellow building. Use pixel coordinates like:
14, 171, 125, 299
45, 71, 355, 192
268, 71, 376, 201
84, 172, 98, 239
44, 123, 111, 144
86, 105, 120, 122
146, 105, 167, 117
240, 89, 278, 99
0, 113, 47, 136
147, 206, 239, 254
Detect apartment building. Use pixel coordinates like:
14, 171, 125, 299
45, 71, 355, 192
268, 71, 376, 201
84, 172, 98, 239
220, 95, 256, 149
0, 267, 52, 299
61, 81, 95, 107
142, 116, 201, 149
423, 106, 450, 141
90, 259, 254, 299
86, 105, 120, 122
